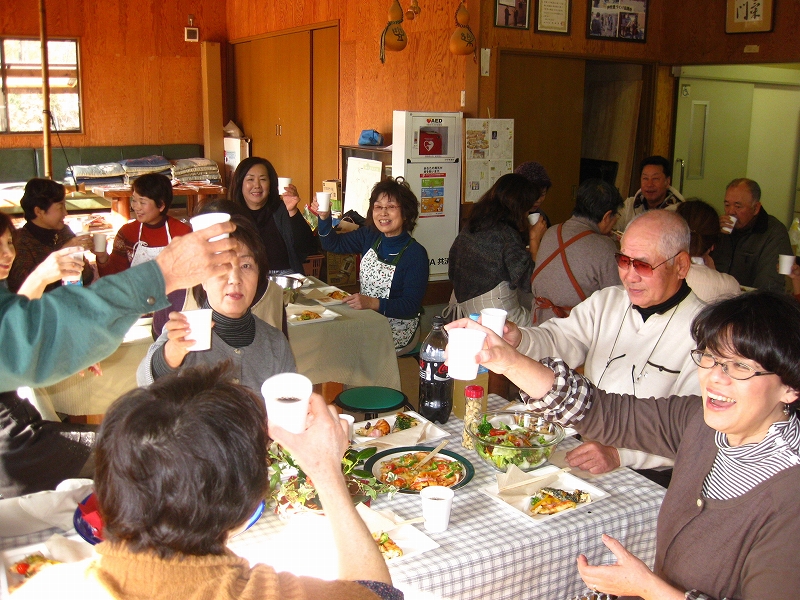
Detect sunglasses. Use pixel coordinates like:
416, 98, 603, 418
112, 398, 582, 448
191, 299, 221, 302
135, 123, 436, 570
614, 252, 679, 277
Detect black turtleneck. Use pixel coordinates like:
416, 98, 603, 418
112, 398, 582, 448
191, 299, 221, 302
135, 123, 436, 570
633, 280, 691, 322
23, 221, 69, 248
204, 299, 256, 348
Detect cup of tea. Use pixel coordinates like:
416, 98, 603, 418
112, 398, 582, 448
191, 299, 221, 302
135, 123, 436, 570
420, 485, 455, 532
277, 177, 292, 196
316, 191, 331, 213
180, 309, 213, 351
261, 373, 313, 434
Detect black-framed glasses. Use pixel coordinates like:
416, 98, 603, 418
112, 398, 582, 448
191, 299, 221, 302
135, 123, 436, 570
614, 252, 679, 277
690, 350, 776, 381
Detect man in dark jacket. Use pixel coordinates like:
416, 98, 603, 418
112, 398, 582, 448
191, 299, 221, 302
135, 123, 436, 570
711, 178, 792, 292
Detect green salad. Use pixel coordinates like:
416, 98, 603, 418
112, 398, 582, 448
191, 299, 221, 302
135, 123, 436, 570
470, 414, 560, 472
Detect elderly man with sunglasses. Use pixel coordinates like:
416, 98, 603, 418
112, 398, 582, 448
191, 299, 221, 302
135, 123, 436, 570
502, 210, 703, 478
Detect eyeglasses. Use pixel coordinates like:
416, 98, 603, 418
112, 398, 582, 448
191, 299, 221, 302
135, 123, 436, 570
690, 350, 776, 381
373, 203, 400, 213
614, 252, 679, 277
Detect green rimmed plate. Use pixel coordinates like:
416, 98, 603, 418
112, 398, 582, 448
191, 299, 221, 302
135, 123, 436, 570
364, 446, 474, 494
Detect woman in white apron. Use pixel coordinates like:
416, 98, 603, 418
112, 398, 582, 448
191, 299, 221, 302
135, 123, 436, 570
95, 173, 192, 275
312, 177, 429, 355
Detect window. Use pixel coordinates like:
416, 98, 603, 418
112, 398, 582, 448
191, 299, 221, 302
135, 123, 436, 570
0, 38, 81, 133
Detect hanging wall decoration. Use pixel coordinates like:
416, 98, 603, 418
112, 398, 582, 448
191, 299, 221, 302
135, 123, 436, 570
449, 0, 477, 59
405, 0, 421, 20
381, 0, 408, 63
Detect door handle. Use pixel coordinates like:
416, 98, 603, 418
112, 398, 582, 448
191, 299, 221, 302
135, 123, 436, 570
675, 159, 685, 194
279, 125, 282, 136
275, 124, 278, 136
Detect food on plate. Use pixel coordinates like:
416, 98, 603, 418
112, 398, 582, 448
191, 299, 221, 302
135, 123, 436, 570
391, 412, 420, 432
296, 310, 322, 321
87, 215, 110, 231
530, 487, 591, 515
356, 419, 391, 438
469, 413, 563, 472
379, 452, 463, 491
8, 553, 61, 590
328, 290, 348, 300
372, 531, 403, 559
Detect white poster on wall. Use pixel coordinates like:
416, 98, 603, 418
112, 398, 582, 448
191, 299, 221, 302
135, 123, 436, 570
464, 119, 514, 202
344, 157, 383, 217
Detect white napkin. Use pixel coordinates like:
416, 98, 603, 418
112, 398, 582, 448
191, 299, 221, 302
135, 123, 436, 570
355, 422, 433, 450
45, 533, 94, 562
496, 465, 559, 503
0, 479, 93, 537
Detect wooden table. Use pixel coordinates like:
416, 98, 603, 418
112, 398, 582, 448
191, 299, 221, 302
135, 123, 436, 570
91, 184, 225, 219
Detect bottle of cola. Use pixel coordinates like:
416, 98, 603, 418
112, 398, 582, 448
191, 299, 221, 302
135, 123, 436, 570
418, 316, 454, 424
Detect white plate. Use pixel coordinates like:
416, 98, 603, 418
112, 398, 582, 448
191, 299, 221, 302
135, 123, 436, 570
300, 285, 349, 305
1, 542, 53, 596
480, 465, 608, 524
352, 410, 449, 447
356, 505, 439, 563
286, 306, 340, 326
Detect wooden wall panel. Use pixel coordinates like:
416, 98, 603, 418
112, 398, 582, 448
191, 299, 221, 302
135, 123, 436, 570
312, 27, 340, 187
0, 0, 226, 150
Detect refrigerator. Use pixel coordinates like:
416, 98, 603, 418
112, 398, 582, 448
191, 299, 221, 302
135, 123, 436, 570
392, 110, 463, 281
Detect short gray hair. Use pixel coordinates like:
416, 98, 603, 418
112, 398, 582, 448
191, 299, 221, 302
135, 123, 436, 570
626, 210, 690, 264
726, 178, 761, 203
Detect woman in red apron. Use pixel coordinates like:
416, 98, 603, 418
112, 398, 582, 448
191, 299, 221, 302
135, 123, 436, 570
312, 177, 429, 354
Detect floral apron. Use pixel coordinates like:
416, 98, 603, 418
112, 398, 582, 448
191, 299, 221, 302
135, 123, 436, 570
360, 237, 419, 349
130, 221, 172, 267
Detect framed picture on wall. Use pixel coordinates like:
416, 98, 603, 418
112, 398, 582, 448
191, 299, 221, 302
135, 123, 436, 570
536, 0, 571, 35
495, 0, 531, 30
586, 0, 647, 43
726, 0, 774, 33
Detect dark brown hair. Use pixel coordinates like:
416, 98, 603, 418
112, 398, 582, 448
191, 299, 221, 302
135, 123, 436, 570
95, 363, 269, 558
468, 173, 540, 234
0, 211, 12, 237
132, 173, 174, 213
228, 157, 280, 212
364, 177, 419, 233
20, 178, 65, 221
676, 199, 720, 257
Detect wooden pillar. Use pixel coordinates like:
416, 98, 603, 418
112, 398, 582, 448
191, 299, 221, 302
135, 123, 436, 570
201, 42, 224, 192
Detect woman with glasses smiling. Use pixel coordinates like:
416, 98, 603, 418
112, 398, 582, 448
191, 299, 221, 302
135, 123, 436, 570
447, 290, 800, 600
312, 177, 428, 354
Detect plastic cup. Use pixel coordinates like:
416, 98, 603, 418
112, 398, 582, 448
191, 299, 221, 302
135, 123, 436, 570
261, 373, 313, 434
721, 215, 737, 234
528, 212, 541, 226
779, 254, 796, 275
92, 233, 107, 253
180, 309, 213, 351
420, 485, 454, 532
446, 328, 487, 381
316, 191, 331, 212
278, 177, 292, 196
339, 413, 355, 441
480, 308, 507, 337
61, 250, 85, 284
190, 212, 231, 242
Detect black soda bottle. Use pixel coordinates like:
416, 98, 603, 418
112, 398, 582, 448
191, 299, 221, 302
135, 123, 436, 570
418, 316, 454, 424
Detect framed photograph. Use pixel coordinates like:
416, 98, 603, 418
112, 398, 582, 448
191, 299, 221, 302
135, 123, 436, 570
495, 0, 531, 30
726, 0, 774, 33
586, 0, 647, 43
536, 0, 571, 35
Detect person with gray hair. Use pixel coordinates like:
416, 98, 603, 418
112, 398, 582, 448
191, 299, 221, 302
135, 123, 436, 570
530, 179, 624, 324
711, 177, 792, 292
498, 210, 704, 479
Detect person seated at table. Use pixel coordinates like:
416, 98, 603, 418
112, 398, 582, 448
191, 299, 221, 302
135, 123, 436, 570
138, 216, 295, 392
530, 178, 623, 324
0, 211, 97, 498
446, 173, 541, 326
7, 178, 93, 293
447, 290, 800, 600
676, 199, 741, 303
94, 173, 192, 274
229, 156, 318, 275
12, 364, 401, 600
514, 160, 553, 228
311, 177, 429, 354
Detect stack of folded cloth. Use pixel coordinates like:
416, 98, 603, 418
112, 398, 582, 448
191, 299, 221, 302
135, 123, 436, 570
171, 157, 221, 184
119, 155, 172, 184
65, 162, 125, 186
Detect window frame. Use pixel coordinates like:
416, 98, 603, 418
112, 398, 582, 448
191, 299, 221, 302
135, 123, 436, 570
0, 36, 83, 135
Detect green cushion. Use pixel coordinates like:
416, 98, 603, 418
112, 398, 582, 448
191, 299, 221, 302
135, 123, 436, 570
35, 147, 82, 181
0, 148, 37, 183
79, 146, 124, 165
120, 145, 162, 160
336, 387, 407, 411
162, 144, 203, 160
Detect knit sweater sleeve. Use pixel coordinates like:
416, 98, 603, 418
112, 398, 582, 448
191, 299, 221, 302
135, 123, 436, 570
318, 216, 370, 255
380, 240, 429, 319
98, 221, 135, 276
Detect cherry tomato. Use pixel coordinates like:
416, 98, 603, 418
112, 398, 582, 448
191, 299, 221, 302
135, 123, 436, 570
15, 562, 29, 575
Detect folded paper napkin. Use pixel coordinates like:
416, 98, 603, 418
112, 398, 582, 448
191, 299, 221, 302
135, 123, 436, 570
355, 422, 430, 450
496, 465, 559, 504
45, 533, 94, 562
0, 479, 93, 537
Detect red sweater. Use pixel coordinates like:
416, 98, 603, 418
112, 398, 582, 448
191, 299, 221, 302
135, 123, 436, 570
98, 216, 191, 275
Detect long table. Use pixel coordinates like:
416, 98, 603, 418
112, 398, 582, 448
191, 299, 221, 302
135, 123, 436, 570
91, 184, 225, 219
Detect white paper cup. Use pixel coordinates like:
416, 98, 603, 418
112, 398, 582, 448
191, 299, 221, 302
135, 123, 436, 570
420, 485, 454, 533
779, 254, 796, 275
261, 373, 313, 434
61, 251, 85, 283
339, 413, 355, 441
277, 177, 292, 196
721, 215, 737, 234
446, 328, 487, 381
190, 212, 231, 242
92, 232, 107, 253
527, 212, 541, 226
180, 309, 213, 351
480, 308, 507, 337
316, 191, 331, 212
